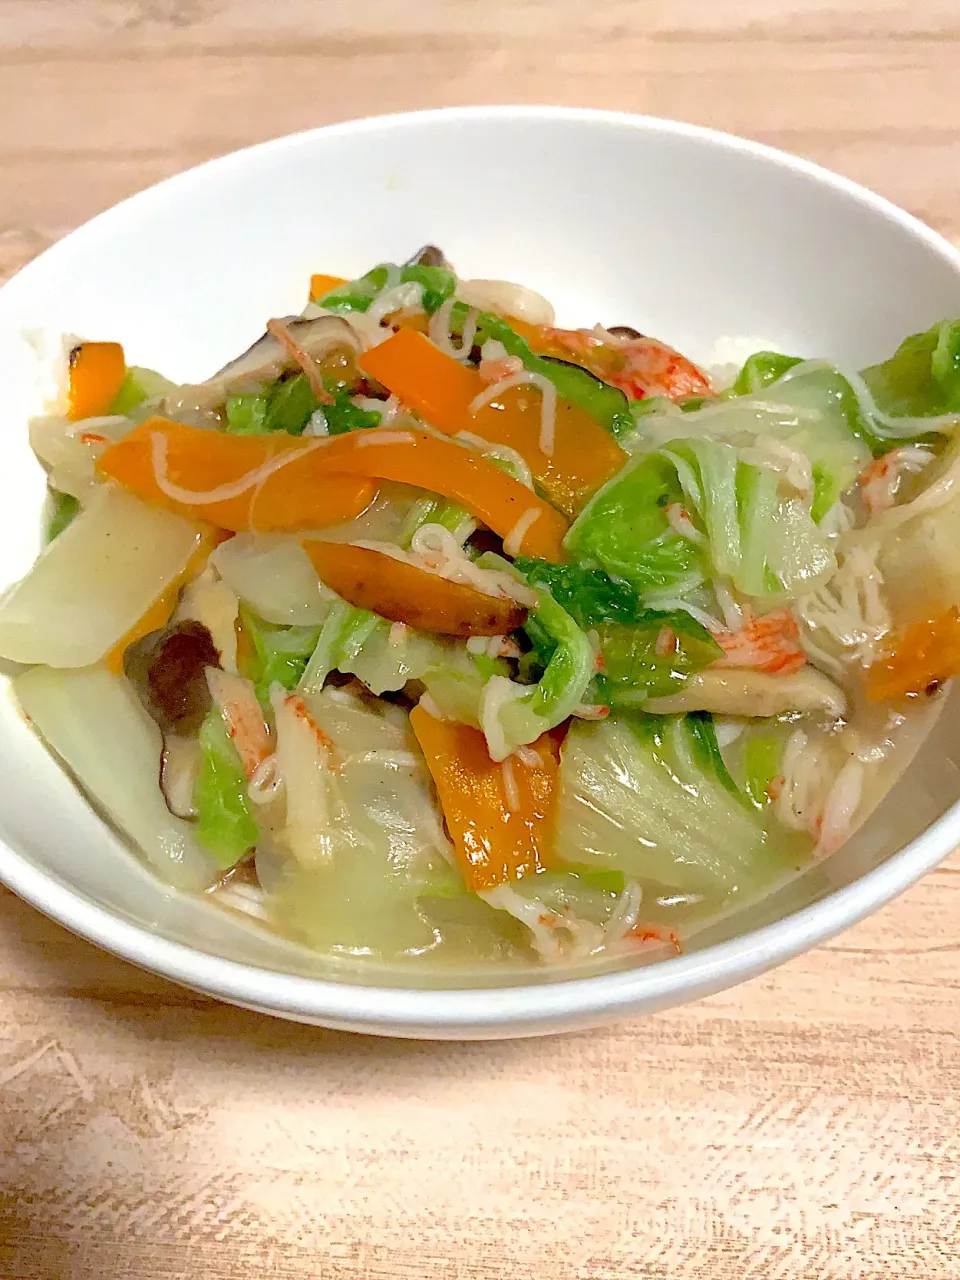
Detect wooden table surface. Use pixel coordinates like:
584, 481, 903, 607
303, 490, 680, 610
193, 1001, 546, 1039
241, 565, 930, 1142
3, 3, 960, 1277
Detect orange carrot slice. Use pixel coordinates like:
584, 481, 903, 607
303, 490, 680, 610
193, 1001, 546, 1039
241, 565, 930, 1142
358, 328, 626, 517
304, 542, 527, 636
98, 417, 376, 533
866, 606, 960, 700
67, 341, 126, 421
309, 273, 349, 302
410, 704, 560, 891
99, 417, 567, 559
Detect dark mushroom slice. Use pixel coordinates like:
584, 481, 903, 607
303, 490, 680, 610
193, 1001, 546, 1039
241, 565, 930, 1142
406, 245, 451, 269
165, 315, 363, 417
606, 325, 645, 341
126, 619, 222, 737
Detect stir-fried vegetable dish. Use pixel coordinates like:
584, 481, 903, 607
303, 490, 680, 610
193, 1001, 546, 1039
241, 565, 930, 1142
5, 246, 959, 969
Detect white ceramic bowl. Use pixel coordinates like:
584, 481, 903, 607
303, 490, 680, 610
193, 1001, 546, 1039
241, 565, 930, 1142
2, 106, 960, 1039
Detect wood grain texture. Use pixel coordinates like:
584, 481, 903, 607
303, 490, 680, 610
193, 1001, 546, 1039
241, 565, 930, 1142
2, 3, 960, 1276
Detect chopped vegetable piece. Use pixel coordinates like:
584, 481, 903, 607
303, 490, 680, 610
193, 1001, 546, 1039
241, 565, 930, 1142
100, 417, 566, 557
97, 416, 376, 533
108, 366, 175, 416
865, 607, 960, 701
862, 320, 960, 419
193, 708, 260, 868
67, 341, 126, 422
742, 730, 783, 809
304, 541, 527, 637
410, 704, 560, 891
320, 262, 457, 315
359, 328, 626, 516
595, 618, 722, 705
309, 273, 349, 302
728, 351, 803, 396
238, 606, 321, 703
46, 491, 79, 541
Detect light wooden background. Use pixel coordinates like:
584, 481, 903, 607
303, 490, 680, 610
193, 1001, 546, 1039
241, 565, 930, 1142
2, 3, 960, 1277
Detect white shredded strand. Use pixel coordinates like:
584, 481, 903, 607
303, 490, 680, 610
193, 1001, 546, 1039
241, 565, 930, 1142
454, 431, 534, 488
513, 744, 542, 768
469, 371, 558, 458
665, 502, 706, 546
502, 507, 542, 558
817, 758, 865, 856
647, 597, 725, 635
739, 434, 814, 495
151, 430, 328, 505
354, 429, 414, 447
211, 881, 270, 922
353, 525, 537, 605
345, 749, 421, 769
388, 621, 408, 648
479, 675, 524, 761
428, 297, 479, 362
501, 757, 520, 812
712, 579, 745, 633
247, 754, 284, 806
368, 281, 425, 324
797, 540, 890, 668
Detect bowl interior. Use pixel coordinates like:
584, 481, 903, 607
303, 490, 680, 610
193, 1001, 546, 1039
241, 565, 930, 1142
1, 109, 960, 1003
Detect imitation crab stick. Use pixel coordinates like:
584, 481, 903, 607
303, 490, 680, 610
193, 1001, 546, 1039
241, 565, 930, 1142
865, 606, 960, 700
358, 327, 626, 517
99, 418, 568, 559
507, 319, 714, 402
304, 542, 527, 637
67, 341, 126, 421
410, 704, 560, 891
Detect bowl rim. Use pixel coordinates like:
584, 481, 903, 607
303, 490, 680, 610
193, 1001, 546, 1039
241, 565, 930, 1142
3, 103, 960, 1032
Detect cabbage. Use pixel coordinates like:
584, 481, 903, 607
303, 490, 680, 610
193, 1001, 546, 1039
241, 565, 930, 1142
0, 487, 208, 668
555, 713, 772, 896
239, 606, 321, 702
319, 262, 457, 315
194, 709, 259, 868
861, 320, 960, 419
565, 452, 705, 599
211, 533, 334, 626
14, 665, 218, 890
267, 689, 461, 958
662, 440, 835, 603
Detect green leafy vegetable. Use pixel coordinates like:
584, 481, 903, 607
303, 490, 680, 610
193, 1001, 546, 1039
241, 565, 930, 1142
225, 372, 319, 436
728, 351, 803, 397
322, 389, 383, 435
565, 452, 705, 598
318, 262, 457, 315
556, 713, 772, 896
742, 730, 783, 810
46, 491, 79, 542
193, 709, 259, 868
595, 619, 722, 706
240, 607, 321, 703
108, 366, 175, 416
862, 320, 960, 419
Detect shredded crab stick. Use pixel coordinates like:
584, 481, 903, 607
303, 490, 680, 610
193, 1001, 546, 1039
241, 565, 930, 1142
865, 606, 960, 700
358, 328, 626, 517
410, 704, 560, 892
67, 341, 126, 421
206, 668, 272, 778
98, 417, 376, 533
99, 418, 568, 559
507, 319, 713, 401
304, 541, 527, 637
713, 607, 806, 676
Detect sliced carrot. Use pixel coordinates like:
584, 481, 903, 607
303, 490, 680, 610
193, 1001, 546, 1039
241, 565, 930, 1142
97, 417, 376, 533
358, 328, 626, 517
67, 341, 126, 421
865, 606, 960, 700
304, 542, 527, 636
410, 704, 560, 891
98, 418, 568, 559
103, 527, 228, 674
309, 273, 349, 302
